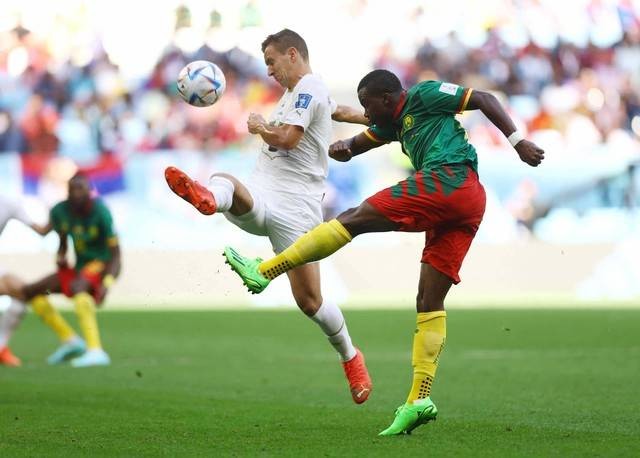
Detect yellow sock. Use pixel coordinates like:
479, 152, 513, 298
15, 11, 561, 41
406, 311, 447, 403
258, 219, 352, 280
31, 295, 76, 342
74, 292, 102, 349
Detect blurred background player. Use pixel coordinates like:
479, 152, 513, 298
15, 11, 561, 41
21, 173, 121, 367
224, 69, 545, 434
164, 29, 373, 403
0, 195, 50, 366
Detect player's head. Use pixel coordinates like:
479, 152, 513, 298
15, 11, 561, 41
357, 69, 404, 126
261, 29, 309, 89
68, 173, 92, 213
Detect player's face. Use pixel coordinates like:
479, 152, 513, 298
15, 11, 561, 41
263, 45, 293, 89
358, 89, 394, 126
68, 179, 91, 211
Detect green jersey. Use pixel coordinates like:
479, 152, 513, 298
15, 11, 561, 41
50, 199, 118, 270
365, 80, 477, 172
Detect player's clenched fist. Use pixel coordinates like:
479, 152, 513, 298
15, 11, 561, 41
329, 139, 353, 162
515, 140, 545, 167
247, 113, 269, 134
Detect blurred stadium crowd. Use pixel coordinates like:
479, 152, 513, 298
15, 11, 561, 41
0, 21, 281, 161
0, 0, 639, 243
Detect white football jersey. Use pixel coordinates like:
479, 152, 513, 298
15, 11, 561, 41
0, 195, 33, 235
252, 73, 336, 196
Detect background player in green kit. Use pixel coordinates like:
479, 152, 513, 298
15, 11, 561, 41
22, 174, 121, 367
224, 69, 545, 435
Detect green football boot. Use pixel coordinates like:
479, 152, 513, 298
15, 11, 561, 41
378, 397, 438, 436
223, 246, 271, 294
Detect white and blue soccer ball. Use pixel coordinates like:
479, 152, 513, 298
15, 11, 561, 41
177, 60, 226, 107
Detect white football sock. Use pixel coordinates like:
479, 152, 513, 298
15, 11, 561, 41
207, 175, 235, 213
0, 298, 27, 348
311, 300, 357, 362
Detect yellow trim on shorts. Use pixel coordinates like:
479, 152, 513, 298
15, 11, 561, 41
107, 236, 119, 247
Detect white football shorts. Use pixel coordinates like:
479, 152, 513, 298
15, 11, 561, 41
224, 182, 323, 254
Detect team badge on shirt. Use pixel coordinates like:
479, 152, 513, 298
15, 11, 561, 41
295, 93, 312, 109
403, 114, 415, 130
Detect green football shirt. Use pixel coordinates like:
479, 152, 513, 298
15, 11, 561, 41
365, 80, 477, 172
50, 200, 118, 270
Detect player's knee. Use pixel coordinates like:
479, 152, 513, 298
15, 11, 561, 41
419, 298, 445, 313
293, 292, 323, 316
22, 284, 37, 301
338, 203, 397, 236
70, 279, 91, 296
336, 206, 368, 236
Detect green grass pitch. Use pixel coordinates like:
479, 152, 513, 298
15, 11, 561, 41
1, 308, 639, 457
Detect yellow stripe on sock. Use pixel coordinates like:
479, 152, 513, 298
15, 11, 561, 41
258, 219, 352, 280
74, 292, 102, 350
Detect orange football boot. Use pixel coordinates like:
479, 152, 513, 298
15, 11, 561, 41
342, 348, 372, 404
164, 166, 217, 215
0, 346, 21, 367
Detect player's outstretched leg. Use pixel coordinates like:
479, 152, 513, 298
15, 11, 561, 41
378, 397, 438, 436
165, 166, 217, 215
223, 219, 352, 293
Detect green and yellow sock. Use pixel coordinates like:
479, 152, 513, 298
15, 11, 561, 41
258, 219, 352, 280
31, 295, 77, 342
406, 311, 447, 403
74, 292, 102, 350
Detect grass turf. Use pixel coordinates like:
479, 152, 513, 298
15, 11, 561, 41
1, 308, 639, 457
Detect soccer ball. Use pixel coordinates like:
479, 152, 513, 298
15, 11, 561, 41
177, 60, 226, 107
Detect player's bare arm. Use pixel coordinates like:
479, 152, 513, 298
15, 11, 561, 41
247, 112, 304, 150
329, 131, 381, 162
30, 221, 52, 236
332, 105, 369, 125
56, 231, 68, 268
466, 90, 545, 167
104, 243, 122, 280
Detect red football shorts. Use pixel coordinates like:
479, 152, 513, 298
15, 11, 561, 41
58, 260, 106, 302
366, 164, 486, 283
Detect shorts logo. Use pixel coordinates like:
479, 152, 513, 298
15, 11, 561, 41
295, 93, 312, 109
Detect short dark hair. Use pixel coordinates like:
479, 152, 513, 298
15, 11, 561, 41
70, 172, 89, 184
261, 29, 309, 61
357, 69, 402, 95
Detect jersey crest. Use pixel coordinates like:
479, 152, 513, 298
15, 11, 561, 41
295, 93, 312, 109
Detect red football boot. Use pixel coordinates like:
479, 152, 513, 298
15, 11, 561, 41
342, 348, 372, 404
165, 166, 217, 215
0, 346, 21, 367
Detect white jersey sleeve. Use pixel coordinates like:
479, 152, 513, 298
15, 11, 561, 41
0, 195, 34, 235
